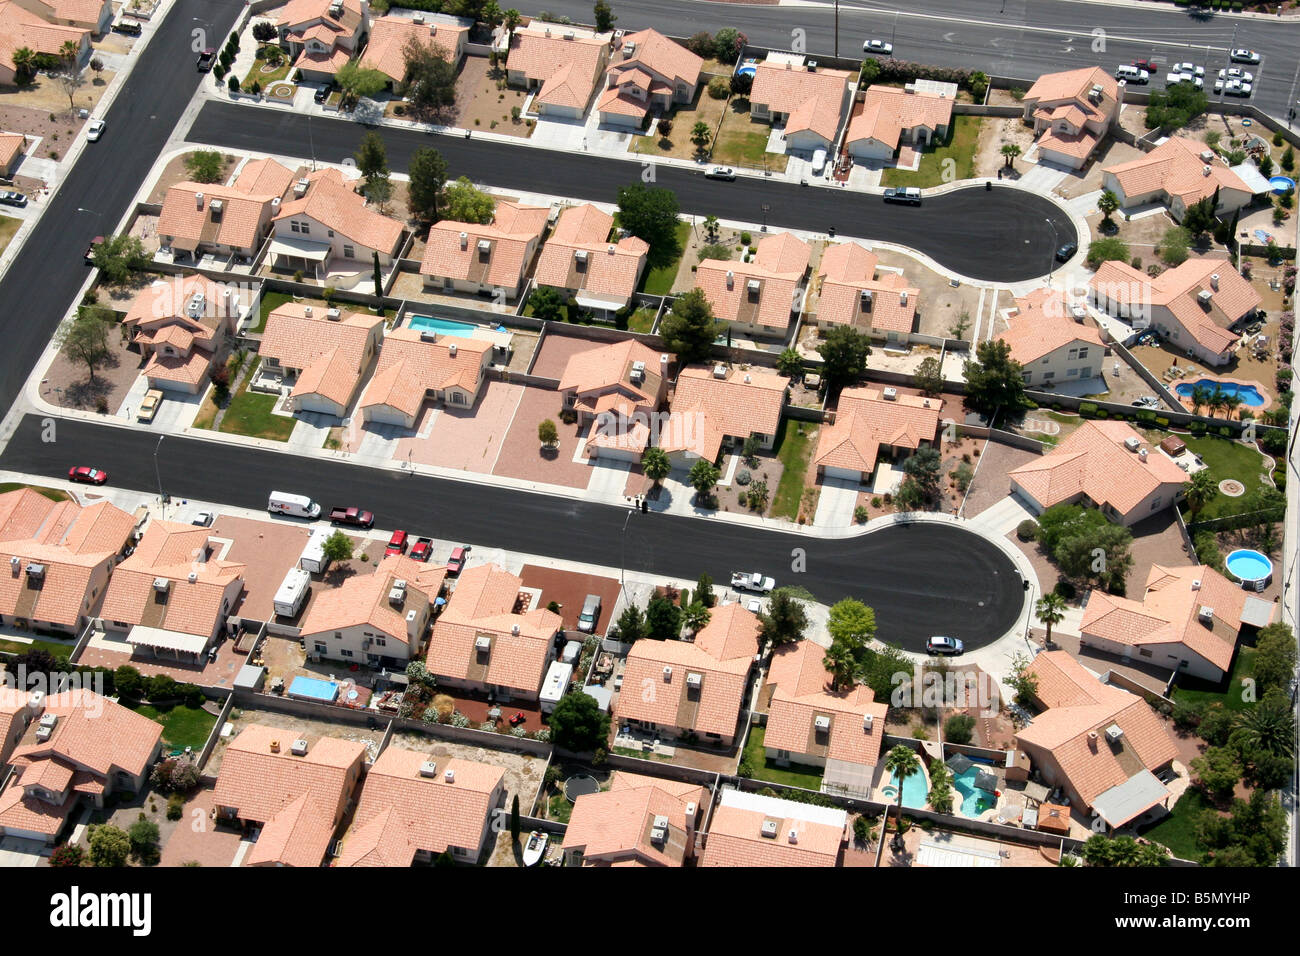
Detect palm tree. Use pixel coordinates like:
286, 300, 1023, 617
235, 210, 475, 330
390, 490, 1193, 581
681, 601, 711, 636
1184, 469, 1217, 518
503, 9, 523, 36
11, 47, 35, 83
703, 214, 720, 242
641, 447, 671, 487
1190, 385, 1211, 416
59, 39, 81, 68
1221, 392, 1242, 421
690, 121, 712, 156
1000, 143, 1021, 168
822, 638, 859, 692
1097, 189, 1120, 229
1035, 591, 1068, 646
1207, 391, 1228, 419
1233, 694, 1295, 758
883, 745, 921, 851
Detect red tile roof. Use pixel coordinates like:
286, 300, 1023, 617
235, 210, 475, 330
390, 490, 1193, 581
275, 168, 403, 256
751, 59, 852, 144
563, 770, 706, 866
421, 201, 549, 290
997, 287, 1104, 365
815, 386, 942, 474
1104, 135, 1253, 211
359, 327, 492, 420
847, 85, 954, 150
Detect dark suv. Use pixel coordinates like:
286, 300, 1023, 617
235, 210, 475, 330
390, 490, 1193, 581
197, 48, 216, 71
112, 19, 142, 36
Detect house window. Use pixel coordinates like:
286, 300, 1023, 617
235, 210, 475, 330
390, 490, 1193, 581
328, 230, 335, 238
1041, 357, 1049, 364
340, 649, 354, 658
1077, 348, 1089, 359
777, 749, 790, 760
334, 632, 342, 639
1067, 368, 1079, 377
314, 642, 327, 654
1068, 348, 1078, 359
343, 245, 355, 259
291, 221, 300, 233
1138, 648, 1153, 658
373, 637, 386, 647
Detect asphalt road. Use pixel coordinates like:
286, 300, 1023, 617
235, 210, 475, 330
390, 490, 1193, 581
0, 415, 1025, 652
0, 0, 244, 419
191, 101, 1074, 282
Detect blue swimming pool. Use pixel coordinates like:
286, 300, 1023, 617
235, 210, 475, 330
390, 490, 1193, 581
884, 767, 930, 809
288, 675, 339, 702
1225, 548, 1273, 585
1174, 379, 1265, 408
407, 314, 479, 337
952, 765, 999, 818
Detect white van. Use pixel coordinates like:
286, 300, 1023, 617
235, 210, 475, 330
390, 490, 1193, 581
273, 568, 311, 618
268, 491, 321, 519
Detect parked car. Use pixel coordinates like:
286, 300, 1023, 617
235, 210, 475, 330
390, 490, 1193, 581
1055, 240, 1078, 262
410, 537, 434, 562
578, 594, 602, 633
137, 388, 164, 422
446, 546, 466, 575
384, 529, 408, 556
863, 39, 893, 55
1171, 62, 1205, 78
926, 635, 964, 656
84, 235, 104, 265
1217, 68, 1254, 83
329, 506, 374, 528
314, 84, 331, 103
197, 48, 216, 71
192, 511, 214, 527
731, 571, 775, 593
1115, 65, 1149, 84
883, 186, 922, 205
0, 190, 27, 207
1230, 49, 1260, 64
1131, 59, 1157, 73
705, 165, 736, 181
86, 119, 105, 142
67, 466, 108, 485
1216, 78, 1253, 97
112, 18, 142, 35
810, 147, 828, 176
1166, 72, 1203, 89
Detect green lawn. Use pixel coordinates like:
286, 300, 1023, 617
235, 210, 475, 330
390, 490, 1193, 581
0, 214, 20, 258
254, 291, 296, 333
881, 115, 983, 189
122, 701, 217, 751
771, 419, 815, 521
711, 104, 789, 172
742, 726, 824, 790
0, 483, 68, 501
547, 790, 573, 823
1172, 646, 1257, 712
1140, 787, 1210, 862
1179, 435, 1267, 521
0, 637, 76, 658
623, 307, 658, 334
217, 358, 296, 441
243, 48, 291, 90
638, 221, 691, 296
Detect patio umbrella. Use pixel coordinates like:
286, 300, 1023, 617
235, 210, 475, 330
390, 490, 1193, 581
974, 768, 999, 793
946, 753, 974, 774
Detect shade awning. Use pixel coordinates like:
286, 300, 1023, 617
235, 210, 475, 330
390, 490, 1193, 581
1091, 770, 1170, 829
974, 768, 1000, 793
946, 753, 974, 774
1241, 596, 1276, 628
575, 292, 625, 311
126, 625, 209, 655
1230, 162, 1273, 195
269, 235, 331, 261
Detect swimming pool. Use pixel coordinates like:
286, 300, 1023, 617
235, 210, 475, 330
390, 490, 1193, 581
1174, 379, 1265, 408
1225, 548, 1273, 587
407, 314, 479, 337
287, 675, 339, 703
884, 767, 930, 809
951, 765, 999, 818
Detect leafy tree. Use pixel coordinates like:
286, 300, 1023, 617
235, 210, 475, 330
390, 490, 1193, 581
1197, 789, 1287, 866
1007, 652, 1038, 708
1181, 194, 1218, 238
252, 20, 278, 43
860, 643, 911, 703
335, 62, 389, 109
913, 356, 942, 396
641, 446, 671, 486
962, 339, 1026, 419
87, 824, 131, 867
1096, 188, 1119, 227
400, 36, 458, 117
49, 844, 85, 867
713, 27, 742, 61
901, 447, 942, 502
776, 347, 803, 378
730, 71, 753, 96
57, 305, 113, 383
827, 598, 876, 646
114, 665, 144, 700
593, 0, 616, 32
817, 325, 872, 391
322, 530, 354, 563
860, 57, 881, 85
1035, 591, 1068, 644
687, 457, 720, 500
1085, 236, 1130, 269
696, 572, 715, 608
1183, 469, 1217, 518
538, 418, 559, 446
528, 285, 565, 322
1252, 623, 1297, 698
1282, 145, 1295, 173
91, 233, 150, 284
57, 62, 86, 111
548, 691, 610, 752
944, 713, 976, 745
406, 147, 449, 221
1190, 745, 1242, 800
1052, 518, 1133, 590
1157, 225, 1191, 266
614, 603, 647, 643
184, 149, 225, 184
883, 746, 920, 845
645, 594, 681, 640
659, 288, 721, 362
442, 176, 497, 224
1144, 82, 1208, 132
128, 818, 160, 864
696, 242, 731, 262
1080, 834, 1168, 867
757, 588, 808, 646
616, 183, 681, 269
354, 131, 389, 184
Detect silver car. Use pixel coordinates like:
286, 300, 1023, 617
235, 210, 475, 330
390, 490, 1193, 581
578, 594, 601, 633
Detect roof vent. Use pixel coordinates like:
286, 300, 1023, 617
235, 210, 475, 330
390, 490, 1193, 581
25, 562, 45, 579
444, 768, 456, 783
187, 571, 198, 584
271, 197, 281, 209
760, 819, 779, 838
304, 305, 313, 317
406, 609, 418, 624
326, 308, 341, 321
420, 761, 438, 777
511, 623, 520, 636
291, 738, 309, 756
459, 231, 469, 249
660, 353, 669, 366
788, 829, 799, 844
27, 691, 44, 714
725, 270, 735, 288
662, 665, 672, 680
1104, 724, 1124, 745
195, 192, 204, 208
1138, 447, 1148, 462
9, 555, 19, 570
743, 374, 751, 384
449, 342, 457, 356
607, 244, 616, 255
1210, 274, 1219, 291
900, 290, 908, 305
269, 739, 281, 753
684, 801, 697, 824
863, 713, 874, 731
153, 577, 171, 593
1202, 165, 1211, 177
1198, 605, 1215, 625
1191, 579, 1201, 590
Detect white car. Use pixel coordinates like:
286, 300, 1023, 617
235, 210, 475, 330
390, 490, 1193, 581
192, 511, 214, 527
1230, 49, 1260, 64
863, 39, 893, 55
86, 119, 105, 141
1171, 62, 1205, 78
1218, 68, 1254, 84
704, 165, 736, 181
1166, 72, 1203, 89
1215, 79, 1253, 97
811, 147, 828, 176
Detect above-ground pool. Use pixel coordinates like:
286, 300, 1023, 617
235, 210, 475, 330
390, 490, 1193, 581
287, 675, 339, 702
1225, 549, 1273, 589
407, 314, 479, 337
1174, 379, 1265, 408
1270, 176, 1296, 196
735, 60, 757, 79
885, 767, 930, 809
951, 763, 999, 818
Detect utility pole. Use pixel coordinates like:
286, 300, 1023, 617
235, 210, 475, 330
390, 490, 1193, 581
834, 0, 839, 60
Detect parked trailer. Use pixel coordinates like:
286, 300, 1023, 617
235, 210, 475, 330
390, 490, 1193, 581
273, 568, 311, 618
299, 528, 330, 574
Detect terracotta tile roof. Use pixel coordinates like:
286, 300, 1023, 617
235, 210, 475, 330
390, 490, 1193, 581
0, 688, 28, 765
1090, 257, 1258, 358
1023, 67, 1118, 125
696, 232, 810, 330
614, 604, 758, 737
27, 0, 105, 26
233, 157, 296, 198
292, 43, 352, 74
0, 3, 87, 74
301, 555, 444, 648
563, 770, 706, 866
535, 204, 647, 300
1104, 135, 1253, 210
558, 338, 666, 413
277, 0, 364, 44
338, 748, 503, 865
1016, 651, 1178, 808
9, 690, 162, 780
0, 132, 25, 169
1082, 564, 1254, 673
360, 14, 467, 82
421, 201, 549, 289
1037, 125, 1101, 161
1009, 420, 1187, 519
359, 327, 492, 419
815, 386, 942, 474
847, 85, 954, 150
815, 241, 918, 334
213, 723, 365, 867
275, 167, 403, 256
99, 520, 244, 638
596, 83, 648, 117
608, 29, 702, 92
426, 563, 562, 695
751, 60, 851, 143
0, 776, 79, 836
261, 302, 383, 409
123, 274, 239, 341
702, 789, 845, 866
997, 287, 1104, 365
507, 27, 607, 108
662, 365, 786, 459
159, 181, 277, 253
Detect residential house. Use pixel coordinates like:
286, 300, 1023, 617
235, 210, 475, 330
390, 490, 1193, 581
596, 29, 702, 128
420, 200, 550, 300
337, 749, 505, 866
997, 288, 1105, 388
0, 2, 90, 86
559, 338, 668, 440
358, 328, 493, 428
0, 132, 27, 177
299, 554, 446, 667
259, 302, 384, 416
614, 602, 760, 747
562, 771, 707, 867
533, 204, 648, 315
814, 386, 942, 486
358, 12, 468, 85
1020, 67, 1120, 169
0, 690, 162, 845
212, 724, 366, 867
813, 241, 919, 343
1102, 135, 1255, 221
0, 487, 136, 637
506, 24, 609, 120
762, 639, 888, 798
157, 181, 282, 262
0, 689, 29, 770
695, 231, 811, 337
122, 274, 245, 394
659, 363, 786, 467
424, 563, 563, 702
1089, 258, 1260, 367
700, 788, 847, 866
13, 0, 110, 32
276, 0, 370, 84
1081, 563, 1274, 683
1014, 650, 1178, 830
270, 167, 405, 278
98, 520, 245, 663
845, 84, 955, 163
1008, 420, 1188, 526
749, 54, 854, 154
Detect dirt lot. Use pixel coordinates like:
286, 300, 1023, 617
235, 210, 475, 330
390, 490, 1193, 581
145, 151, 242, 203
0, 103, 84, 163
0, 71, 116, 140
389, 727, 546, 815
519, 564, 620, 634
629, 86, 728, 162
491, 385, 592, 488
40, 318, 145, 413
972, 114, 1036, 180
453, 54, 531, 138
207, 704, 386, 776
670, 219, 769, 294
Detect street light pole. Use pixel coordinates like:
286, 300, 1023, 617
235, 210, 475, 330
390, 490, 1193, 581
834, 0, 839, 60
619, 507, 636, 602
1044, 217, 1059, 285
153, 435, 166, 506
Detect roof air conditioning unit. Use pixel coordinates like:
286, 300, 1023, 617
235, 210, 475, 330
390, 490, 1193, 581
574, 249, 588, 262
186, 293, 206, 319
291, 739, 309, 755
1124, 436, 1140, 452
39, 713, 57, 729
153, 577, 171, 593
564, 31, 576, 40
814, 715, 831, 732
863, 713, 874, 731
662, 665, 672, 680
420, 761, 438, 777
295, 179, 310, 197
686, 672, 702, 687
1200, 150, 1214, 162
326, 308, 341, 321
807, 60, 817, 71
624, 42, 636, 57
859, 289, 873, 303
328, 1, 343, 17
475, 635, 492, 652
478, 239, 492, 254
36, 726, 53, 742
1104, 724, 1124, 745
788, 830, 799, 844
746, 278, 761, 294
650, 824, 667, 845
25, 562, 45, 578
388, 585, 406, 605
713, 364, 727, 379
412, 13, 424, 23
187, 571, 198, 584
1197, 289, 1213, 306
444, 768, 456, 783
1198, 605, 1215, 625
760, 819, 779, 838
632, 360, 646, 374
448, 342, 457, 356
882, 387, 898, 401
630, 368, 643, 384
209, 199, 223, 216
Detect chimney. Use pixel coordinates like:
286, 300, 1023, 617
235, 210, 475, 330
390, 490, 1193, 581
725, 270, 734, 289
1210, 273, 1219, 291
195, 192, 204, 209
460, 231, 469, 250
900, 290, 908, 305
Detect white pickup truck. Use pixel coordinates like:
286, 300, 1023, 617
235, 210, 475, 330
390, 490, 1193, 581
731, 571, 775, 593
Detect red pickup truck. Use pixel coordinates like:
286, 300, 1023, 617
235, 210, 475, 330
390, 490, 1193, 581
329, 506, 374, 528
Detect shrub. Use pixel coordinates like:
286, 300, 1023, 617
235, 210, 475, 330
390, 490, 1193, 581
740, 231, 752, 244
944, 714, 976, 744
166, 793, 185, 821
1016, 519, 1038, 541
1053, 579, 1077, 601
707, 76, 729, 99
1078, 401, 1099, 418
854, 505, 869, 524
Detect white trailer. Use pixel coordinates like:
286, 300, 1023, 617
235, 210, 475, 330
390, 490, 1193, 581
539, 661, 575, 714
299, 527, 330, 574
273, 568, 311, 618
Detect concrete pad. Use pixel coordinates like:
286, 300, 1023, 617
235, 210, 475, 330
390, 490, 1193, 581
814, 477, 860, 529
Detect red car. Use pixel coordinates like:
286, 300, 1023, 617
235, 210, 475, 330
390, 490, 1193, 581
508, 711, 526, 727
409, 537, 433, 562
446, 546, 466, 575
384, 530, 408, 556
1132, 59, 1157, 73
68, 466, 108, 485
